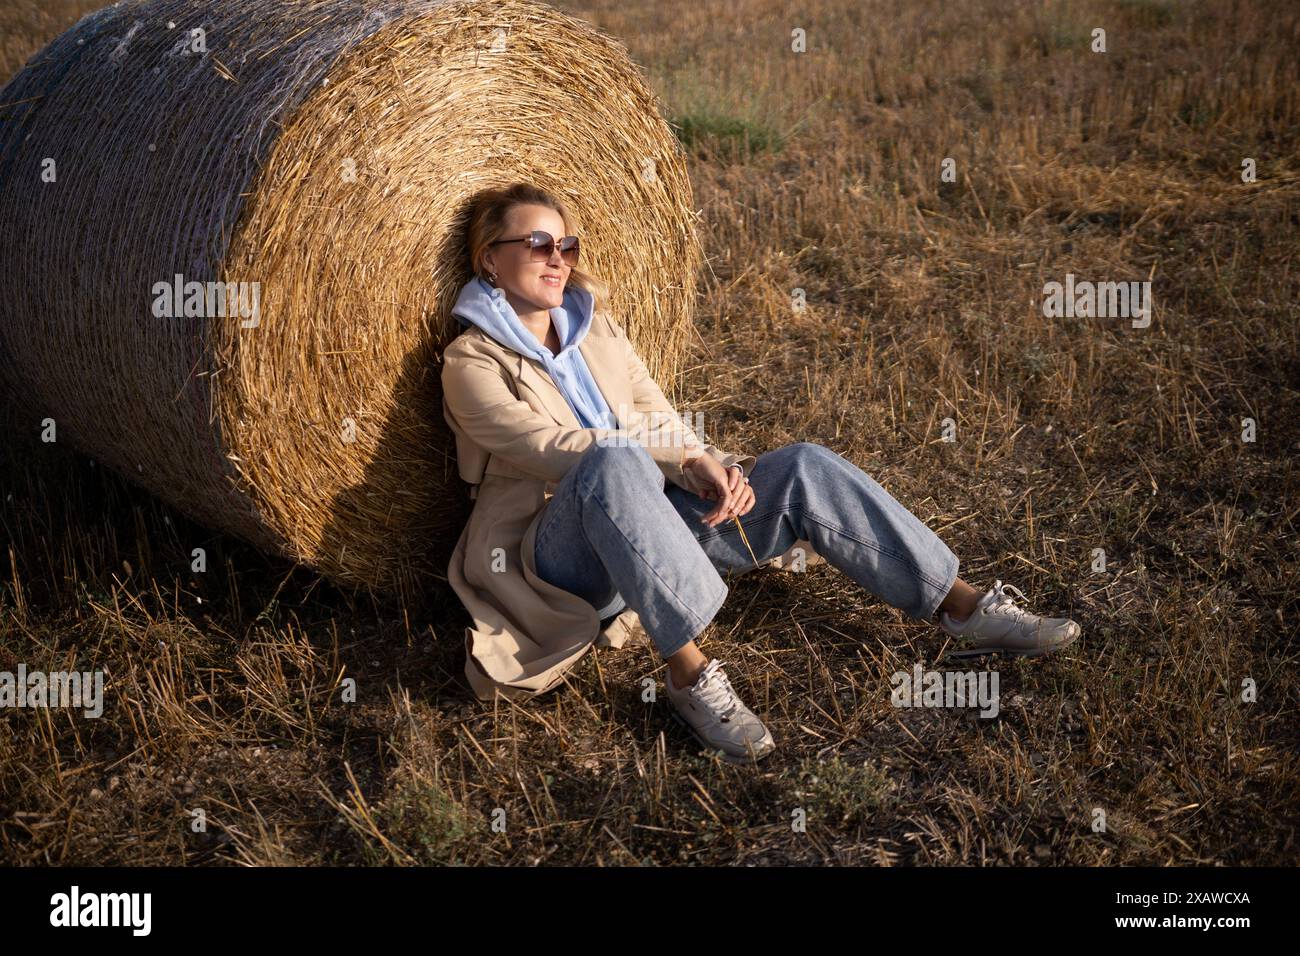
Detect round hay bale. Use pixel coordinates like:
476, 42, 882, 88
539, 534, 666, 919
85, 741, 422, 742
0, 0, 702, 600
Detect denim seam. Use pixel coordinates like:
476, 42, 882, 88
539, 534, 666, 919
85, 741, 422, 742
694, 499, 927, 580
919, 547, 961, 620
532, 495, 565, 554
801, 507, 952, 592
692, 503, 807, 546
654, 582, 728, 660
696, 496, 950, 593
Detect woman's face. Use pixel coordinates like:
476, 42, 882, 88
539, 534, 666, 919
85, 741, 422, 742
482, 203, 572, 314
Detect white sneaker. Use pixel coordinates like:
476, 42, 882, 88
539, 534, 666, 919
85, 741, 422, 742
939, 580, 1081, 659
665, 659, 776, 764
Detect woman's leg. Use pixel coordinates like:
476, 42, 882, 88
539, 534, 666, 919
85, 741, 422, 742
668, 442, 961, 613
938, 578, 983, 619
661, 442, 963, 679
665, 441, 1079, 665
532, 441, 729, 659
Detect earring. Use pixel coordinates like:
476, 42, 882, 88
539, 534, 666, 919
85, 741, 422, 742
488, 270, 498, 285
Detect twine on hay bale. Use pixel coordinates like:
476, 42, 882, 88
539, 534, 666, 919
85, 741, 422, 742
0, 0, 702, 601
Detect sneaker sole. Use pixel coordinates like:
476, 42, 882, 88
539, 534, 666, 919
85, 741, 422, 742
942, 630, 1081, 660
668, 707, 776, 765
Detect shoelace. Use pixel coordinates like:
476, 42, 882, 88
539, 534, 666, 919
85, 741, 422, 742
689, 660, 740, 721
986, 579, 1032, 622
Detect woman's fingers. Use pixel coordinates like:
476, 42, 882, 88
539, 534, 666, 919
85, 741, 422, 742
715, 476, 736, 521
714, 476, 748, 525
697, 471, 755, 525
691, 459, 751, 527
726, 484, 754, 519
703, 474, 737, 527
723, 469, 753, 518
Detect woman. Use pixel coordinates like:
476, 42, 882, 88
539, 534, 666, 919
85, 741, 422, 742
440, 182, 1081, 763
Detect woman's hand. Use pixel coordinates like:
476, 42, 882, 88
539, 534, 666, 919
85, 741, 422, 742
686, 454, 756, 528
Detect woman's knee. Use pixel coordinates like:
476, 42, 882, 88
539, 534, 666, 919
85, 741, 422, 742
578, 440, 660, 487
773, 441, 840, 478
789, 441, 835, 460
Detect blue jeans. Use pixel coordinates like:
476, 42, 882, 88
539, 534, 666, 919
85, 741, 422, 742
532, 441, 960, 660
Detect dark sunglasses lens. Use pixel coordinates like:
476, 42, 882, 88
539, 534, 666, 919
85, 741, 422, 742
559, 236, 579, 265
530, 231, 579, 265
528, 231, 555, 260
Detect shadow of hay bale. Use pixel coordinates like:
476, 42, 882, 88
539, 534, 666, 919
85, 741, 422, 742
0, 0, 702, 595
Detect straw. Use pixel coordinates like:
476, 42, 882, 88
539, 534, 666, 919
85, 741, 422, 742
0, 0, 703, 603
732, 515, 761, 568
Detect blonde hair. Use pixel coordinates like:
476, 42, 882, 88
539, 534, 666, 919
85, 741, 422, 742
465, 182, 609, 313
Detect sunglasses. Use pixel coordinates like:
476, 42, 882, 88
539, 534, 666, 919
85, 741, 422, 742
488, 230, 580, 266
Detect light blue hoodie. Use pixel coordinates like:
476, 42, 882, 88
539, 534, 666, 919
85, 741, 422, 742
450, 275, 619, 431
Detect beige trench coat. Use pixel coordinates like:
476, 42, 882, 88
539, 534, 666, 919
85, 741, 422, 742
440, 308, 822, 702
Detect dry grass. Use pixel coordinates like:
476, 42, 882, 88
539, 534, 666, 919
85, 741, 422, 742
1, 0, 1296, 865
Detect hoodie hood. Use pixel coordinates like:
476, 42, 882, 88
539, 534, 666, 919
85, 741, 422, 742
451, 274, 596, 360
450, 275, 618, 430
